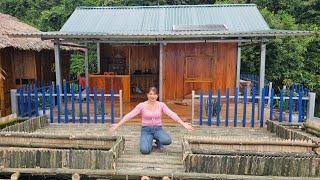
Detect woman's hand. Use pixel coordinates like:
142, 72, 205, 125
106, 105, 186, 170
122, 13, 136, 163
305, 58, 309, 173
182, 122, 194, 131
108, 123, 120, 134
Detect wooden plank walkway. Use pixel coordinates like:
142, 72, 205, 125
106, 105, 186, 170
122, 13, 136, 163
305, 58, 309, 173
34, 124, 280, 178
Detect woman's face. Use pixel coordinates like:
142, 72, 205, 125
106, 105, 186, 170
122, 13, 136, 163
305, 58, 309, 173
147, 90, 158, 102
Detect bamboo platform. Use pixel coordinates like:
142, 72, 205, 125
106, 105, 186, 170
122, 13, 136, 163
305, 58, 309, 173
1, 117, 319, 179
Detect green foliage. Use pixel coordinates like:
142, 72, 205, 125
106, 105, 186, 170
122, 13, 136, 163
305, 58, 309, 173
70, 44, 97, 79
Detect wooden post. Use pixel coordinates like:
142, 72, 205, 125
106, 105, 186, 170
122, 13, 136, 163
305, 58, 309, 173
54, 39, 62, 95
159, 43, 164, 101
84, 44, 89, 88
97, 43, 101, 74
307, 92, 316, 120
236, 42, 241, 88
10, 89, 17, 114
191, 90, 195, 125
259, 42, 266, 120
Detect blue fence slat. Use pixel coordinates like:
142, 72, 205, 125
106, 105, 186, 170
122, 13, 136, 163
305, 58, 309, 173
251, 87, 256, 128
270, 88, 274, 120
86, 87, 90, 123
63, 83, 68, 123
298, 90, 303, 122
288, 89, 294, 123
260, 88, 265, 128
49, 85, 53, 123
79, 85, 83, 123
101, 89, 105, 124
71, 84, 75, 123
279, 89, 284, 123
94, 88, 98, 124
34, 87, 39, 116
225, 88, 229, 127
242, 87, 247, 127
56, 85, 61, 123
27, 85, 32, 117
216, 89, 221, 127
19, 88, 24, 117
41, 87, 45, 115
110, 90, 115, 124
207, 90, 212, 126
234, 87, 238, 127
199, 91, 204, 126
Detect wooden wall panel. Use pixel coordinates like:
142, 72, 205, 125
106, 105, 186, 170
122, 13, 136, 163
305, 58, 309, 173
0, 48, 15, 115
163, 43, 237, 100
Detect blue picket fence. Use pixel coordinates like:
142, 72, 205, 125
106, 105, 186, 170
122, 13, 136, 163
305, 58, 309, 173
16, 83, 122, 124
191, 87, 311, 128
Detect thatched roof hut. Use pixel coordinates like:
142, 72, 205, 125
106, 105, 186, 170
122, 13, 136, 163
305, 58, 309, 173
0, 13, 73, 51
0, 13, 73, 116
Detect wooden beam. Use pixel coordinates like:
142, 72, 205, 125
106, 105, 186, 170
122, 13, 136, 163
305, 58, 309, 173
54, 39, 62, 93
236, 42, 241, 88
259, 42, 266, 119
159, 43, 164, 101
84, 43, 89, 87
97, 43, 100, 74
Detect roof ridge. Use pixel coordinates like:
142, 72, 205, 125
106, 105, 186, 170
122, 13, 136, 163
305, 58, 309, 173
76, 4, 257, 10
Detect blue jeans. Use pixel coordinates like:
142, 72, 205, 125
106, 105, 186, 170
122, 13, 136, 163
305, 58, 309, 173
140, 126, 172, 154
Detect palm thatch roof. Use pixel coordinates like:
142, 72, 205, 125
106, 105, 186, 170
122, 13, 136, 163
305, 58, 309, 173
0, 13, 73, 51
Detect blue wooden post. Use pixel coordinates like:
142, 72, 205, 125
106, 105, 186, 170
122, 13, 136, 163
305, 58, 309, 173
199, 91, 203, 126
41, 87, 45, 115
93, 87, 98, 123
242, 87, 247, 127
216, 89, 221, 127
19, 88, 24, 117
251, 87, 256, 128
101, 89, 105, 124
207, 90, 212, 126
49, 85, 53, 123
260, 88, 265, 128
110, 89, 115, 124
27, 85, 32, 117
56, 85, 61, 123
270, 88, 274, 120
234, 87, 238, 127
86, 86, 90, 123
71, 84, 75, 123
34, 87, 39, 116
298, 90, 303, 122
225, 88, 229, 127
279, 89, 284, 123
288, 89, 294, 123
63, 82, 68, 123
78, 85, 83, 123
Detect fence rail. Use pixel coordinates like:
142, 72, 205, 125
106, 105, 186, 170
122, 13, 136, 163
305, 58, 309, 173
11, 83, 123, 124
191, 87, 316, 128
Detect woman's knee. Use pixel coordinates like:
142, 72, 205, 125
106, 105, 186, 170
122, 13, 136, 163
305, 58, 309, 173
160, 136, 172, 145
140, 146, 152, 154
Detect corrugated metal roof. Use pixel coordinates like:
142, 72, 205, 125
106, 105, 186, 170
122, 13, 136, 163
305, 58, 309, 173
60, 4, 271, 36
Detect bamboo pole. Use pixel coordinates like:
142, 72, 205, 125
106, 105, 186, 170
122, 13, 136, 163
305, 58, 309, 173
10, 172, 20, 180
72, 173, 80, 180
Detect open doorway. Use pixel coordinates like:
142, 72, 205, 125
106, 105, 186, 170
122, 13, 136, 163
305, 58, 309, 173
100, 44, 159, 102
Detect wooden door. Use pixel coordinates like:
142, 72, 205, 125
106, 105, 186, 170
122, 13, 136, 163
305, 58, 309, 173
183, 56, 214, 96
